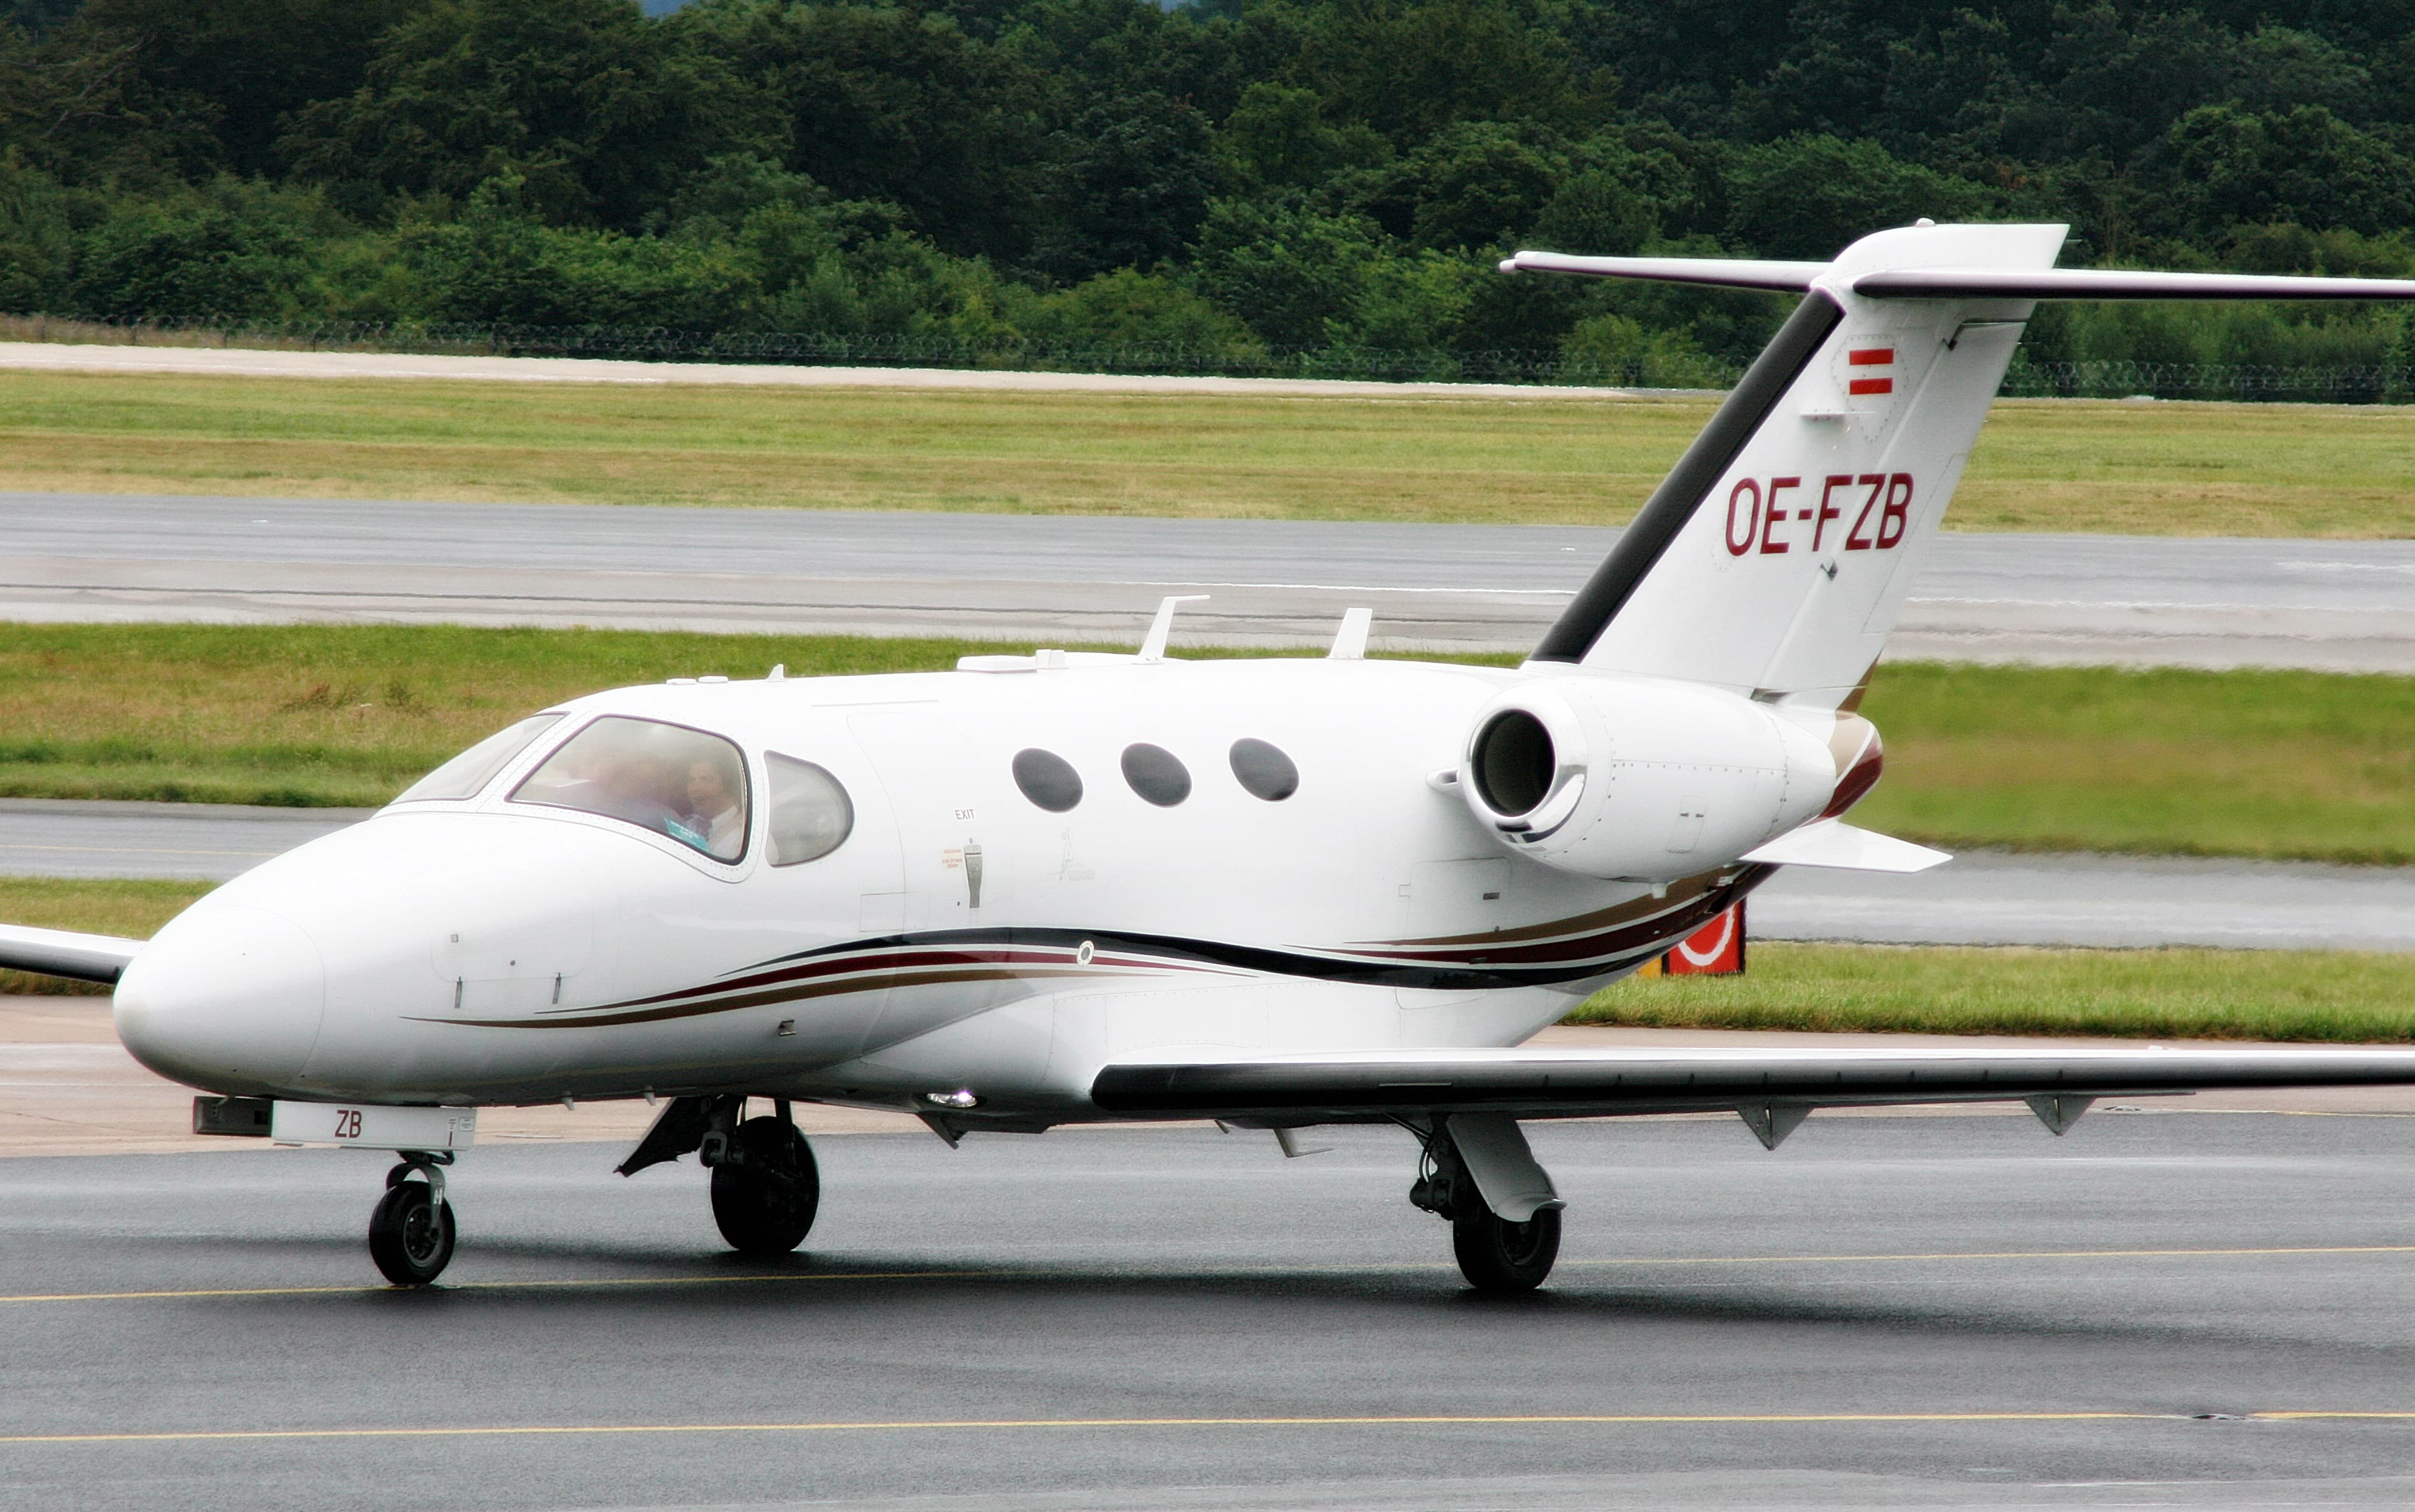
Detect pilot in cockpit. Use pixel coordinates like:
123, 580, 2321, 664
513, 715, 751, 862
682, 759, 745, 858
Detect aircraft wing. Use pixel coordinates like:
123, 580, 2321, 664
1090, 1044, 2415, 1122
0, 923, 143, 984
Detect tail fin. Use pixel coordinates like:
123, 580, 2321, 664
1510, 223, 2415, 706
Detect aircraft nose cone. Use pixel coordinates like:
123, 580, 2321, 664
114, 904, 326, 1095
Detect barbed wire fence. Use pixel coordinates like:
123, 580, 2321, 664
7, 312, 2412, 402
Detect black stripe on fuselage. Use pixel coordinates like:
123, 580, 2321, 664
440, 874, 1779, 1032
1531, 290, 1846, 664
732, 869, 1768, 995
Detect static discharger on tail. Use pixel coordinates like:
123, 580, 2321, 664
11, 221, 2415, 1292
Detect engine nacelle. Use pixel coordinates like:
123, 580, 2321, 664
1456, 673, 1865, 882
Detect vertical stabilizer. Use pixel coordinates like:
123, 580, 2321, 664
1523, 223, 2066, 706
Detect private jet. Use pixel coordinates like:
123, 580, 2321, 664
12, 220, 2415, 1291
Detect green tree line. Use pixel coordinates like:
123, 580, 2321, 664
4, 0, 2415, 379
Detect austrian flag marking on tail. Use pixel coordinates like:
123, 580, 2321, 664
1847, 346, 1894, 395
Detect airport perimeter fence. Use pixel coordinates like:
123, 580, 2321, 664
8, 312, 2414, 402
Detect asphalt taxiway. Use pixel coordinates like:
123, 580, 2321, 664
1, 493, 2408, 668
6, 1116, 2415, 1509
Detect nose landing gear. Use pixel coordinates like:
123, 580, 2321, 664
368, 1150, 457, 1286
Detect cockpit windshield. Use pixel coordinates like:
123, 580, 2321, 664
391, 713, 564, 805
510, 715, 751, 862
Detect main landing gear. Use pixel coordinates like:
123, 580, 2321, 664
704, 1103, 821, 1254
619, 1094, 822, 1257
368, 1150, 457, 1285
1408, 1114, 1564, 1293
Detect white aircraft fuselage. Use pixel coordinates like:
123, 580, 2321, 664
113, 653, 1835, 1119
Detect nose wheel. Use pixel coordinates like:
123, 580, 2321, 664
368, 1151, 456, 1285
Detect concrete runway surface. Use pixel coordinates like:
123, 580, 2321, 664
0, 799, 371, 881
8, 1117, 2415, 1509
0, 335, 1667, 400
1, 493, 2409, 668
4, 797, 2403, 951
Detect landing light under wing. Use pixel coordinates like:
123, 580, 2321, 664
0, 922, 142, 984
1091, 1044, 2415, 1122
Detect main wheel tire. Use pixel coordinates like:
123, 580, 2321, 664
710, 1115, 820, 1255
368, 1179, 456, 1285
1452, 1202, 1562, 1293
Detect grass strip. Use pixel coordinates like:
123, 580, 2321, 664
0, 627, 2406, 865
1569, 942, 2415, 1044
0, 876, 214, 995
0, 624, 1145, 808
1852, 662, 2415, 865
1, 369, 2411, 535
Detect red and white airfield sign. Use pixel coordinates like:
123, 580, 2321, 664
1662, 902, 1746, 976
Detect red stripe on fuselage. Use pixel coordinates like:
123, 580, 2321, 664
555, 944, 1224, 1018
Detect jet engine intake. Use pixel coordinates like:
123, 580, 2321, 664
1457, 674, 1845, 882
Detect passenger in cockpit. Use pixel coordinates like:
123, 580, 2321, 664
684, 759, 745, 858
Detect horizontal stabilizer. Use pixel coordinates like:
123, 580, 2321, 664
1499, 249, 1826, 292
1740, 818, 1949, 872
0, 922, 141, 984
1855, 267, 2415, 302
1503, 248, 2415, 304
1093, 1044, 2415, 1121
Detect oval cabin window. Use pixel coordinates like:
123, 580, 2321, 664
1012, 748, 1084, 812
1228, 738, 1299, 801
764, 753, 853, 865
1121, 743, 1191, 807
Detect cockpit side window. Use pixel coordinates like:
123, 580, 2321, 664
764, 753, 853, 865
510, 715, 752, 862
393, 713, 564, 804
